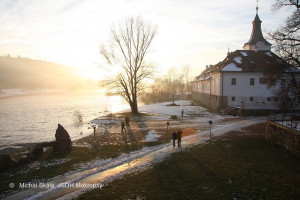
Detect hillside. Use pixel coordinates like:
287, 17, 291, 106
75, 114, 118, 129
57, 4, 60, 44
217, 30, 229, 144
0, 56, 97, 89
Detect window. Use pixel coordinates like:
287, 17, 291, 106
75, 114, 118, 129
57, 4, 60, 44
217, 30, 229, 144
231, 78, 236, 85
267, 97, 271, 101
250, 78, 255, 85
250, 97, 254, 101
274, 97, 278, 102
259, 77, 267, 84
232, 96, 236, 101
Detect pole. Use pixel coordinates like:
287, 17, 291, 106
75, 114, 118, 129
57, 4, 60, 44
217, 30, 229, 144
166, 122, 170, 141
209, 120, 213, 139
210, 124, 211, 139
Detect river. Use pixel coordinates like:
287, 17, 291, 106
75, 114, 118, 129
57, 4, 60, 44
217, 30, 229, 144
0, 89, 129, 150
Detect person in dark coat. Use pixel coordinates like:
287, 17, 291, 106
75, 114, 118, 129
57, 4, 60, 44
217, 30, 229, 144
172, 131, 177, 146
121, 121, 126, 133
177, 130, 182, 147
125, 114, 130, 128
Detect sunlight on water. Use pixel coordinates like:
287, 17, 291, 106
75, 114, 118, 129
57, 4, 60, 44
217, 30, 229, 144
0, 89, 130, 150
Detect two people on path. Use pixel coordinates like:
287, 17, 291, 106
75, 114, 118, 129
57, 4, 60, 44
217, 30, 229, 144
172, 130, 182, 147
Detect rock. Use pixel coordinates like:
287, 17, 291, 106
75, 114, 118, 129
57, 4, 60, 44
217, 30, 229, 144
55, 124, 71, 140
53, 124, 72, 152
28, 145, 44, 159
0, 154, 18, 170
18, 155, 35, 165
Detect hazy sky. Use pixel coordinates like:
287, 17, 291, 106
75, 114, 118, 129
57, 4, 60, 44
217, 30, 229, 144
0, 0, 293, 80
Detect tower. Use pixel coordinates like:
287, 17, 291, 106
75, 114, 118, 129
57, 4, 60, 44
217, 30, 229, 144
243, 2, 271, 51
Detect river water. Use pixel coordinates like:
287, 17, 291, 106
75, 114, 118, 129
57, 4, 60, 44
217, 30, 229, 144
0, 89, 129, 150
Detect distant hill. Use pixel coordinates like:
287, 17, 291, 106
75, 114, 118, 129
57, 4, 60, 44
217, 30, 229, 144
0, 56, 97, 90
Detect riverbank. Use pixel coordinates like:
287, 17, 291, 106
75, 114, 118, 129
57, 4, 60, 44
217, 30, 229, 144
1, 101, 262, 199
0, 100, 235, 155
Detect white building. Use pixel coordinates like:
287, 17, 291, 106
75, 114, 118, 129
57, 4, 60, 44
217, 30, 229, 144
192, 10, 299, 114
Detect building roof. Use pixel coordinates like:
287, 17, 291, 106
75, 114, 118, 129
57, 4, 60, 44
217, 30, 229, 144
195, 50, 288, 79
243, 14, 271, 47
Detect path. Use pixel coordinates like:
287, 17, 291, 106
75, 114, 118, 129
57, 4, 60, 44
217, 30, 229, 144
3, 117, 265, 200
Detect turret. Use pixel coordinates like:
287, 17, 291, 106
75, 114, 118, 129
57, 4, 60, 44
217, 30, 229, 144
243, 5, 271, 51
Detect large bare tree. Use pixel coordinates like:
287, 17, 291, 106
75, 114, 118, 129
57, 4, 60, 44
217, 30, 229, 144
100, 16, 157, 115
265, 0, 300, 109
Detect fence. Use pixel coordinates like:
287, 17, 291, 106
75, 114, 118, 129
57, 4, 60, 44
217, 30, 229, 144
267, 113, 300, 131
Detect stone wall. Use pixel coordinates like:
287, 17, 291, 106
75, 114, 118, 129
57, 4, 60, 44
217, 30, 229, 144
266, 121, 300, 157
192, 91, 227, 112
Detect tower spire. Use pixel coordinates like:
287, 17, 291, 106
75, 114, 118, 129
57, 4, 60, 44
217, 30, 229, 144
243, 1, 271, 51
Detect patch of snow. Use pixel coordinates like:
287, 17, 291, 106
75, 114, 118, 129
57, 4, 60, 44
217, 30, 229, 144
265, 52, 272, 57
144, 130, 160, 142
221, 63, 242, 72
40, 158, 70, 168
91, 119, 117, 124
240, 52, 248, 56
275, 121, 300, 131
126, 100, 190, 117
233, 56, 242, 64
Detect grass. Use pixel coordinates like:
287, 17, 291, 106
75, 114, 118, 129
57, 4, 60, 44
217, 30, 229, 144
77, 123, 300, 200
0, 141, 164, 197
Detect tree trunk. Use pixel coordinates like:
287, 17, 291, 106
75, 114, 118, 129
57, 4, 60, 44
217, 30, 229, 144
130, 100, 139, 115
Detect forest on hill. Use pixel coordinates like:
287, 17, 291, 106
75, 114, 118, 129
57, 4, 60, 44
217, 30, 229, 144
0, 56, 98, 90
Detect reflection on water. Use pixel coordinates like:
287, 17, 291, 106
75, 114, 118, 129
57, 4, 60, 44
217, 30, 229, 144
0, 90, 129, 150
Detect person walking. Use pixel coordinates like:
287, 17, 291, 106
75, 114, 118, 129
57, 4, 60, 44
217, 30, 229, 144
121, 121, 126, 133
172, 131, 177, 146
125, 114, 130, 128
181, 109, 184, 117
177, 130, 182, 147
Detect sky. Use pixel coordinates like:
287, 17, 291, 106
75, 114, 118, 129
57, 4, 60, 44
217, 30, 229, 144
0, 0, 293, 80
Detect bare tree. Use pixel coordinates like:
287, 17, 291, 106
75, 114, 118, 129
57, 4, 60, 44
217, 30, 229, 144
182, 65, 191, 95
100, 16, 157, 115
266, 0, 300, 109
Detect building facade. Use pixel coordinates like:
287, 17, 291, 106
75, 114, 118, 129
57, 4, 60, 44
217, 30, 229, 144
192, 11, 300, 114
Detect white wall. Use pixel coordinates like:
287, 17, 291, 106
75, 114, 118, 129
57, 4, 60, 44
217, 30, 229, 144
223, 72, 278, 108
191, 73, 221, 96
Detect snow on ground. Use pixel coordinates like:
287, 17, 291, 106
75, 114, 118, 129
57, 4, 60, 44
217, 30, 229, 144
92, 100, 217, 123
138, 101, 190, 116
143, 130, 160, 142
4, 117, 265, 200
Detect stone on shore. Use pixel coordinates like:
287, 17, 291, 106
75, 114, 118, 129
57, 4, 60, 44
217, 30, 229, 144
53, 124, 72, 152
0, 154, 18, 170
28, 144, 44, 159
18, 155, 35, 165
